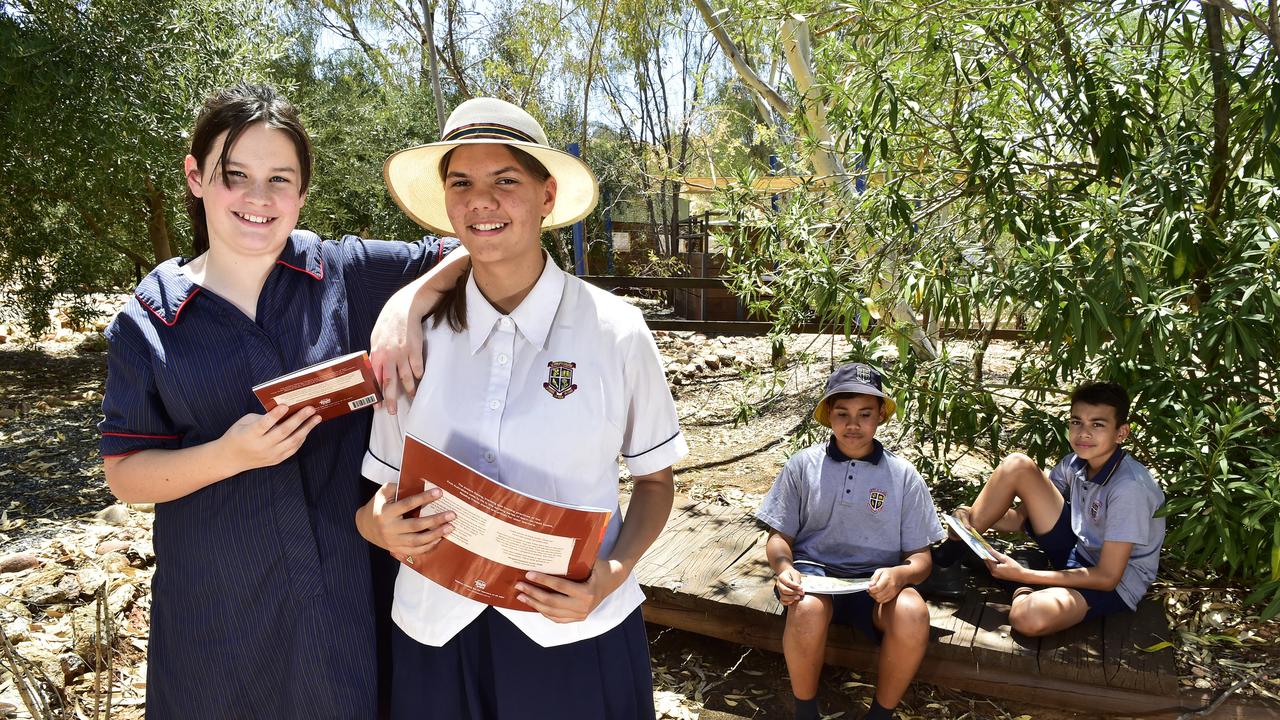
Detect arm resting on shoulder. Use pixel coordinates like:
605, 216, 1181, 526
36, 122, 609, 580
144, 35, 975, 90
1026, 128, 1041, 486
369, 247, 471, 403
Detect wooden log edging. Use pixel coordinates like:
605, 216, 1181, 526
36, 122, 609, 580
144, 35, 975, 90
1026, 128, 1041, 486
641, 590, 1277, 719
634, 498, 1279, 719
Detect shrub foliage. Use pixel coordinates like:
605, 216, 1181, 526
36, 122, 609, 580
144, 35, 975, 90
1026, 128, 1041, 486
716, 0, 1280, 614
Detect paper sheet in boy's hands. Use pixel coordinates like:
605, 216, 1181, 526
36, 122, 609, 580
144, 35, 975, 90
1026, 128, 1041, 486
943, 513, 998, 561
799, 575, 872, 595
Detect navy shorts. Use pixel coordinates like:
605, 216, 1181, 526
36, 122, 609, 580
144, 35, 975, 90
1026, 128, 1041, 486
1027, 502, 1131, 621
390, 607, 655, 719
782, 561, 882, 644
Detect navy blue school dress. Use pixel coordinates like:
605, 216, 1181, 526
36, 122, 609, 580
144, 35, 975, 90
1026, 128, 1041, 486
98, 231, 447, 719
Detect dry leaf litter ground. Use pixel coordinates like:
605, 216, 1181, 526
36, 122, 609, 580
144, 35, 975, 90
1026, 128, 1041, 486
0, 295, 1276, 719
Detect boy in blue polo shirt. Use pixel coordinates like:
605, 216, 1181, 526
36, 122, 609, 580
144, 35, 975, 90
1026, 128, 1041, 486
948, 381, 1165, 636
757, 363, 945, 720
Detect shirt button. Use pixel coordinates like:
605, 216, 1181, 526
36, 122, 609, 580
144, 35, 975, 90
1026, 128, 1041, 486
499, 317, 513, 328
483, 451, 496, 463
497, 354, 509, 365
846, 489, 851, 494
488, 399, 501, 410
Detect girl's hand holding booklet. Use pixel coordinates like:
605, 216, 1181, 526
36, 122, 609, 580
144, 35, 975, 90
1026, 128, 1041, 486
394, 433, 611, 611
252, 351, 381, 421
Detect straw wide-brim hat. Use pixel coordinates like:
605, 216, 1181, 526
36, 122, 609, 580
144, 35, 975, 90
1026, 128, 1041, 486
384, 97, 599, 236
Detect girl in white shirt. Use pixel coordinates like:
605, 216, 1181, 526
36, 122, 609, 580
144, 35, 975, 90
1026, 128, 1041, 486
356, 97, 687, 720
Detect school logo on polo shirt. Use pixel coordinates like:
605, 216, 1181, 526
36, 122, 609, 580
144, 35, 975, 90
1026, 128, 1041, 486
543, 361, 578, 399
1090, 499, 1102, 521
868, 488, 886, 513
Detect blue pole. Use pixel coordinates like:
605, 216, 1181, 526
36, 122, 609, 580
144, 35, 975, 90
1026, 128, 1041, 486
568, 142, 586, 276
769, 154, 781, 212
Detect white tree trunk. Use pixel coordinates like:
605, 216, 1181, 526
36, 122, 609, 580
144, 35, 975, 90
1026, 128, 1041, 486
699, 7, 938, 358
780, 18, 850, 192
691, 0, 791, 117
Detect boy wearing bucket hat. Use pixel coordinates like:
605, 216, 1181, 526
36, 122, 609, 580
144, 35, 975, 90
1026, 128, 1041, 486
756, 363, 944, 720
357, 97, 685, 719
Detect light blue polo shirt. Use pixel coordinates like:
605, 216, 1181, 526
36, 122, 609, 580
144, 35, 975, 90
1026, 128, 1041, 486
1049, 449, 1165, 609
756, 439, 946, 576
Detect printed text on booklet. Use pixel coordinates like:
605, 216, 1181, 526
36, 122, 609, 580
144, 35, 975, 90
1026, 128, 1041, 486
252, 351, 382, 422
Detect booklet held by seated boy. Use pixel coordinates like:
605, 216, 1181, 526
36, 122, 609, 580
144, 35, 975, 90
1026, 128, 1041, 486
394, 432, 612, 611
800, 575, 872, 595
252, 351, 381, 421
943, 513, 998, 562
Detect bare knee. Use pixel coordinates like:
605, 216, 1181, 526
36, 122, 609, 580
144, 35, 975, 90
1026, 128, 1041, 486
881, 589, 930, 642
787, 595, 833, 631
1009, 595, 1054, 637
1001, 453, 1040, 477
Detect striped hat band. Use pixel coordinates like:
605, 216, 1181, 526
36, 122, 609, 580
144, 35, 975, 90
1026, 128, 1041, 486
443, 123, 537, 144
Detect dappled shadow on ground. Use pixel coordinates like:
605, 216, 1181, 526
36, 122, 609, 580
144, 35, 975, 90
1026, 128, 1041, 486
0, 347, 114, 540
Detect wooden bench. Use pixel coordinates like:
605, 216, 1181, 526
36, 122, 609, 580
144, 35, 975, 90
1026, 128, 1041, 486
634, 497, 1201, 717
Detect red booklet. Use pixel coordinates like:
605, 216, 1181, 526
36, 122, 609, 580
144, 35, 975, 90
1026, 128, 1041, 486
395, 432, 612, 611
252, 351, 382, 421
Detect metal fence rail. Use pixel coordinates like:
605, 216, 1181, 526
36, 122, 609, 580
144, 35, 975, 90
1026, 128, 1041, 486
582, 276, 1027, 340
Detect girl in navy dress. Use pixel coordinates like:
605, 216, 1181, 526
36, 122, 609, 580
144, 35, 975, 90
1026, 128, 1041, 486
99, 84, 465, 718
356, 97, 687, 719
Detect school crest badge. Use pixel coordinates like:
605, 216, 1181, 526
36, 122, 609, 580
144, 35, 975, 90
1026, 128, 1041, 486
852, 364, 873, 384
867, 488, 886, 513
1090, 499, 1102, 521
543, 361, 578, 399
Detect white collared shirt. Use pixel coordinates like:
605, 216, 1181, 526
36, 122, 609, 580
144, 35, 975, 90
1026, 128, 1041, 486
362, 256, 687, 647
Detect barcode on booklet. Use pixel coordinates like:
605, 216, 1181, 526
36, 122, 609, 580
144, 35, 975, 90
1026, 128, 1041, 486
348, 394, 378, 411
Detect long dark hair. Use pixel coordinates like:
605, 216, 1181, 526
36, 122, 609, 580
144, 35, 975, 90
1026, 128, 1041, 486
186, 84, 313, 255
429, 144, 552, 332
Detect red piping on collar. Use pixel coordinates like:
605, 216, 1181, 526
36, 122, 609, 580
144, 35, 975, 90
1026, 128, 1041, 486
102, 431, 181, 440
276, 257, 324, 280
137, 287, 202, 327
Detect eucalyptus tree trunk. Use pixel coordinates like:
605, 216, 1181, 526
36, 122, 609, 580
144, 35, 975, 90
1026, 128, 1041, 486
144, 178, 173, 263
580, 0, 611, 154
693, 0, 938, 359
420, 0, 446, 133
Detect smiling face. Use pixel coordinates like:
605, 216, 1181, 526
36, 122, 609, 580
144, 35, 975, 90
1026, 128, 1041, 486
1068, 401, 1130, 470
442, 143, 555, 268
185, 122, 305, 259
828, 394, 885, 459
